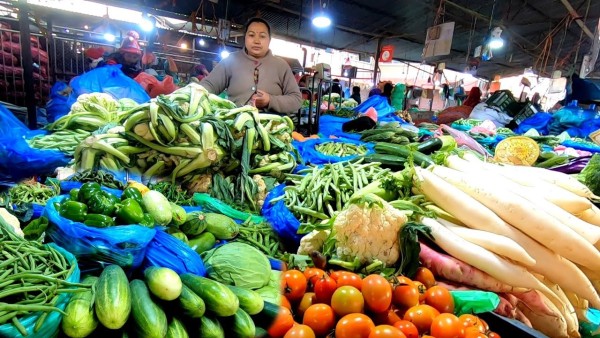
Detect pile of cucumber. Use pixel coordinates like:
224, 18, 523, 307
60, 265, 279, 338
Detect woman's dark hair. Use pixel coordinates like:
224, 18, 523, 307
352, 86, 360, 94
244, 17, 272, 37
383, 82, 393, 95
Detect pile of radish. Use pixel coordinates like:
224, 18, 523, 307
414, 152, 600, 338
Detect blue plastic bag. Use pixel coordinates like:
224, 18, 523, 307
0, 243, 80, 338
261, 184, 302, 249
44, 195, 156, 269
293, 138, 374, 165
0, 103, 46, 139
561, 140, 600, 154
318, 115, 362, 140
515, 112, 553, 135
45, 82, 71, 123
355, 95, 397, 118
67, 66, 150, 108
143, 229, 206, 276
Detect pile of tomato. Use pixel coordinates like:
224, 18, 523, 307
270, 267, 502, 338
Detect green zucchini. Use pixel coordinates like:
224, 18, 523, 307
188, 232, 216, 254
374, 142, 434, 167
226, 285, 264, 315
224, 308, 255, 338
199, 315, 225, 338
62, 276, 99, 338
361, 154, 407, 170
130, 279, 168, 338
254, 327, 268, 338
144, 266, 183, 301
203, 213, 239, 240
176, 284, 206, 318
250, 301, 280, 332
95, 265, 131, 330
166, 317, 189, 338
180, 273, 239, 317
416, 137, 443, 154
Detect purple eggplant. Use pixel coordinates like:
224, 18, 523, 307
549, 156, 591, 174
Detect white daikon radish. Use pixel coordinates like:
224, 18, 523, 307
578, 206, 600, 227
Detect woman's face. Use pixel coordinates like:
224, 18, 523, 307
245, 22, 270, 58
123, 52, 141, 65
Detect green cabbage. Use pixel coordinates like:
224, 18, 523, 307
203, 242, 271, 289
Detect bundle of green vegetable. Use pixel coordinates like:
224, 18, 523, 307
8, 179, 60, 205
234, 220, 286, 259
315, 141, 367, 157
47, 93, 131, 132
0, 221, 90, 335
325, 108, 357, 118
27, 129, 92, 155
272, 159, 391, 225
65, 170, 126, 190
359, 122, 418, 143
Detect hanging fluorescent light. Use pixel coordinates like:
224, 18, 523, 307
220, 50, 230, 59
140, 18, 154, 32
104, 33, 116, 42
488, 27, 504, 49
312, 1, 331, 28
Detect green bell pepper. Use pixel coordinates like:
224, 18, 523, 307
84, 213, 115, 228
122, 187, 144, 208
59, 201, 88, 222
69, 188, 80, 202
78, 182, 101, 203
87, 191, 118, 216
139, 213, 155, 228
116, 198, 145, 225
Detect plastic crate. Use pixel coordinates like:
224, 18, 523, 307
512, 102, 539, 125
486, 90, 516, 113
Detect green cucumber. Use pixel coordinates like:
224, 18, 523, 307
130, 279, 168, 338
250, 301, 281, 332
62, 276, 99, 338
180, 274, 239, 317
144, 266, 183, 301
203, 213, 239, 239
226, 285, 264, 315
176, 284, 206, 318
95, 265, 131, 330
374, 142, 434, 167
225, 308, 255, 338
166, 317, 189, 338
188, 232, 216, 254
199, 316, 225, 338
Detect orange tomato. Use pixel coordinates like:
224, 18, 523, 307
392, 320, 419, 338
330, 270, 349, 281
368, 325, 406, 338
429, 313, 463, 338
414, 268, 436, 289
284, 324, 316, 338
337, 272, 363, 290
314, 275, 337, 304
412, 281, 427, 303
297, 292, 317, 318
373, 309, 402, 326
488, 332, 501, 338
303, 268, 326, 287
424, 286, 455, 313
302, 304, 335, 336
392, 277, 419, 309
281, 296, 292, 310
402, 304, 440, 333
268, 307, 295, 337
458, 314, 487, 333
283, 270, 308, 303
335, 313, 376, 338
331, 286, 365, 317
462, 328, 488, 338
362, 275, 393, 313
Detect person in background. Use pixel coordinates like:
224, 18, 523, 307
531, 92, 542, 111
103, 31, 143, 79
436, 86, 482, 125
463, 86, 482, 108
191, 63, 210, 81
200, 17, 301, 115
350, 86, 362, 104
368, 87, 382, 97
84, 47, 106, 69
382, 82, 393, 104
328, 78, 343, 96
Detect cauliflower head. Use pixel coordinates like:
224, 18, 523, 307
297, 229, 331, 255
333, 194, 407, 265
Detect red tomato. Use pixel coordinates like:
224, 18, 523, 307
373, 309, 402, 326
268, 307, 295, 337
368, 325, 406, 338
412, 281, 427, 303
303, 268, 326, 287
414, 268, 436, 289
297, 292, 317, 318
488, 332, 501, 338
330, 270, 349, 281
281, 296, 292, 311
314, 275, 337, 304
331, 286, 365, 317
302, 304, 336, 336
337, 272, 363, 290
362, 275, 393, 313
283, 270, 308, 303
430, 313, 463, 338
402, 304, 440, 333
284, 324, 316, 338
392, 320, 419, 338
424, 285, 455, 313
335, 313, 376, 338
458, 314, 487, 333
392, 277, 419, 309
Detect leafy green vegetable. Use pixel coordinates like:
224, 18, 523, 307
580, 153, 600, 197
202, 242, 271, 289
398, 222, 432, 278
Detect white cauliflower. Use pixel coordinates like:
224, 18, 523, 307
333, 194, 407, 266
0, 208, 23, 238
297, 229, 331, 255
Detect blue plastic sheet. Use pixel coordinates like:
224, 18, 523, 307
0, 243, 80, 338
45, 82, 71, 123
143, 229, 206, 276
355, 95, 397, 118
561, 140, 600, 154
319, 115, 362, 140
261, 184, 302, 249
44, 195, 156, 269
515, 112, 553, 135
580, 308, 600, 338
67, 66, 150, 108
293, 137, 374, 165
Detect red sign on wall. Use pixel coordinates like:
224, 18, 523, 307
379, 45, 395, 62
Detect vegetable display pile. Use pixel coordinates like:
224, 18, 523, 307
8, 179, 60, 205
27, 129, 92, 155
315, 142, 368, 157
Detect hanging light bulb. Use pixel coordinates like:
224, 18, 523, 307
312, 1, 331, 28
220, 49, 230, 59
199, 38, 205, 47
488, 27, 504, 49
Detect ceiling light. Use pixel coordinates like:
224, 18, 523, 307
199, 38, 205, 46
487, 27, 504, 50
140, 16, 154, 32
180, 42, 187, 49
84, 25, 89, 30
220, 50, 230, 59
104, 33, 116, 42
312, 2, 331, 28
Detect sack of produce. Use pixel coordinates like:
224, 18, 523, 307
143, 229, 206, 276
293, 137, 374, 165
0, 220, 81, 338
44, 195, 156, 269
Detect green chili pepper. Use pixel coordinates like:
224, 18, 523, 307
122, 187, 144, 208
59, 201, 88, 222
69, 188, 80, 202
83, 214, 115, 228
87, 191, 117, 216
77, 182, 101, 203
139, 213, 155, 228
116, 198, 144, 225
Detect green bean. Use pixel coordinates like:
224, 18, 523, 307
292, 206, 329, 220
11, 316, 28, 336
0, 303, 66, 315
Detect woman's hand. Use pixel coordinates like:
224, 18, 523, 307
252, 90, 271, 109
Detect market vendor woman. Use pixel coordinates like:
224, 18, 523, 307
104, 31, 143, 79
200, 17, 302, 115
